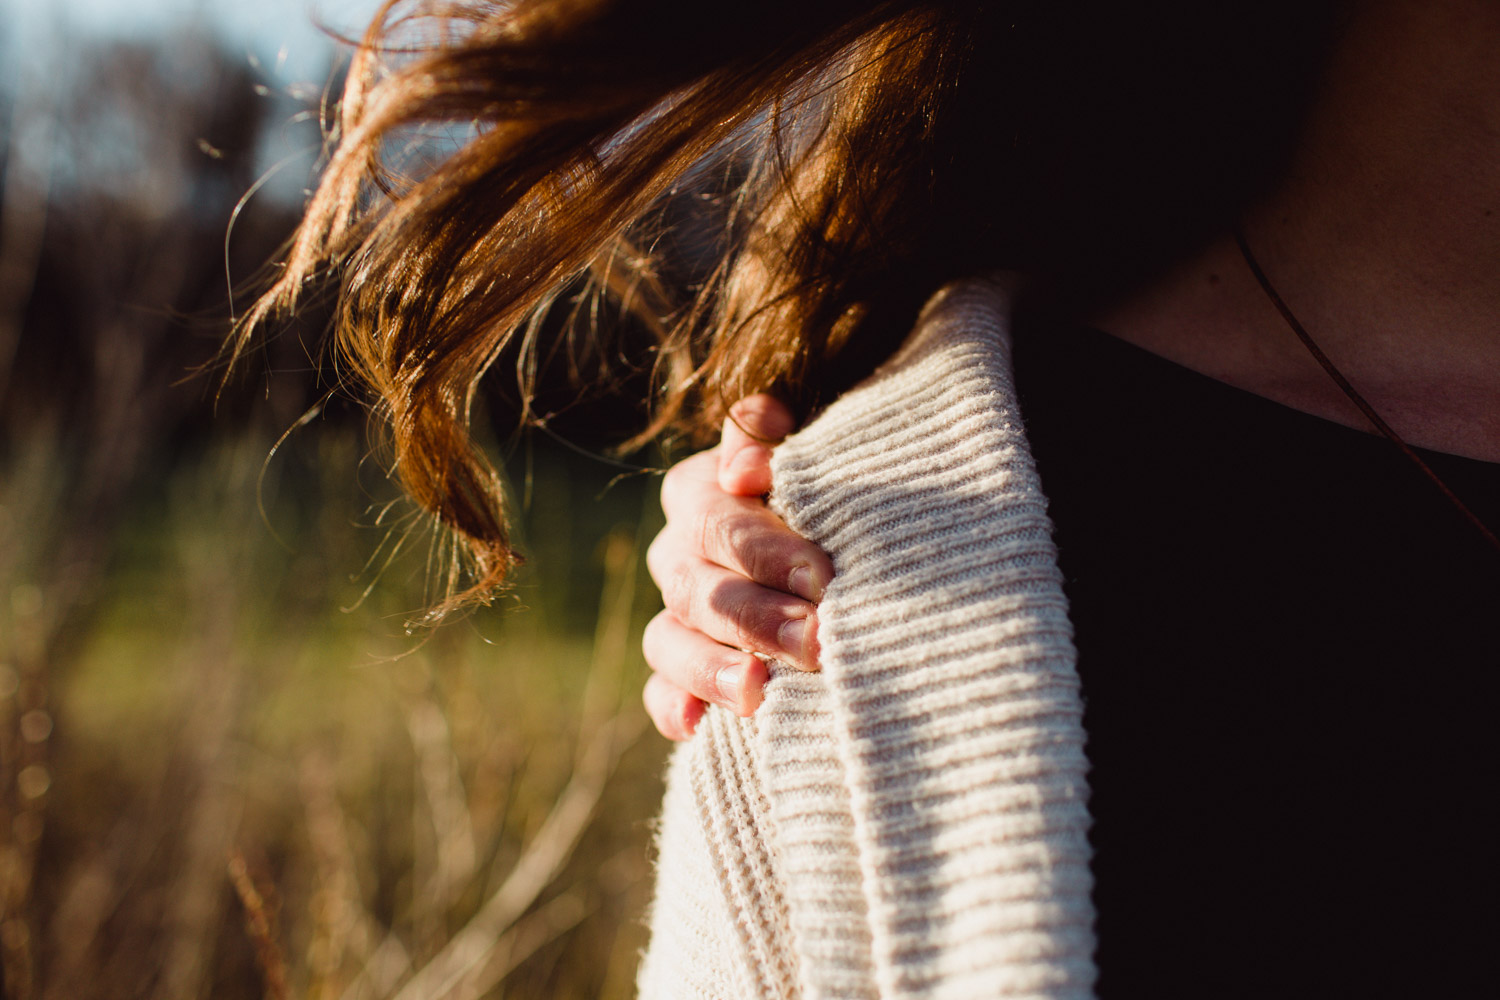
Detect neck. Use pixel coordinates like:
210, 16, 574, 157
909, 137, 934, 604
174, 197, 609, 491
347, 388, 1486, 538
1096, 0, 1500, 461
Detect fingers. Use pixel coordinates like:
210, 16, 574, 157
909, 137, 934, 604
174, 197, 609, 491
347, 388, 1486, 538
718, 394, 795, 496
643, 610, 769, 715
658, 448, 722, 521
658, 457, 833, 604
643, 393, 826, 743
727, 394, 797, 440
642, 673, 705, 742
650, 551, 819, 667
647, 505, 826, 660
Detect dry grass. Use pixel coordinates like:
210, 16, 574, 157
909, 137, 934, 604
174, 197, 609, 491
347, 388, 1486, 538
0, 423, 668, 1000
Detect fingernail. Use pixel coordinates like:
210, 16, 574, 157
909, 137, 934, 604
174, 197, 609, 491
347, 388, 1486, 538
717, 662, 746, 710
788, 565, 825, 602
779, 617, 810, 663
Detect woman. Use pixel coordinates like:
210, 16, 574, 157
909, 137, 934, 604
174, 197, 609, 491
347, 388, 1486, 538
644, 3, 1500, 996
246, 0, 1498, 995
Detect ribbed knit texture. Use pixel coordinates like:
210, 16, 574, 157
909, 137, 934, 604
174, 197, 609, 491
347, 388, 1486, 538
638, 279, 1096, 999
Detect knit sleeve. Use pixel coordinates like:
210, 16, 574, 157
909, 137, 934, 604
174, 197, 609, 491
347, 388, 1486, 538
637, 278, 1097, 1000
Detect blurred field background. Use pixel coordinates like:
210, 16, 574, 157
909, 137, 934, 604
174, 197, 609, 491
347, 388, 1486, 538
0, 3, 672, 998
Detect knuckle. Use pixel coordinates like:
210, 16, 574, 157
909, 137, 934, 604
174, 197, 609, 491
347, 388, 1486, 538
688, 659, 718, 701
661, 459, 688, 499
691, 648, 752, 702
699, 507, 758, 571
712, 580, 779, 650
704, 577, 750, 644
640, 610, 676, 665
645, 530, 671, 584
727, 598, 758, 648
689, 507, 720, 560
663, 564, 699, 618
661, 451, 716, 517
742, 533, 801, 589
723, 513, 805, 591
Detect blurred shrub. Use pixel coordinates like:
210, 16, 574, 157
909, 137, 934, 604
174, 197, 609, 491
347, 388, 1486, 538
0, 24, 669, 1000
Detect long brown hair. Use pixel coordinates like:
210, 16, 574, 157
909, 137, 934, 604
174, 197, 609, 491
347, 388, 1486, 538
239, 0, 1334, 616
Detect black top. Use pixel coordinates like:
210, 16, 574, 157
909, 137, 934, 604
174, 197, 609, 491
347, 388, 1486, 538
1010, 319, 1499, 999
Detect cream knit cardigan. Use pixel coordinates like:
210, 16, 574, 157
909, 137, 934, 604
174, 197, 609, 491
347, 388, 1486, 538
636, 279, 1097, 1000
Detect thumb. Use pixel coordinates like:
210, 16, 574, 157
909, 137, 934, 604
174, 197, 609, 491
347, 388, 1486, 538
717, 394, 796, 496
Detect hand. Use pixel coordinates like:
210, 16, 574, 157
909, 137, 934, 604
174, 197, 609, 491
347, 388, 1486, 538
642, 395, 834, 741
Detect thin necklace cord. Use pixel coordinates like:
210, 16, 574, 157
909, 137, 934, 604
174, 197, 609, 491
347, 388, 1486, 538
1234, 229, 1500, 554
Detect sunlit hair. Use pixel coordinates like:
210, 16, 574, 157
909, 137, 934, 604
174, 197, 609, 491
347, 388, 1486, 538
238, 0, 1333, 617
